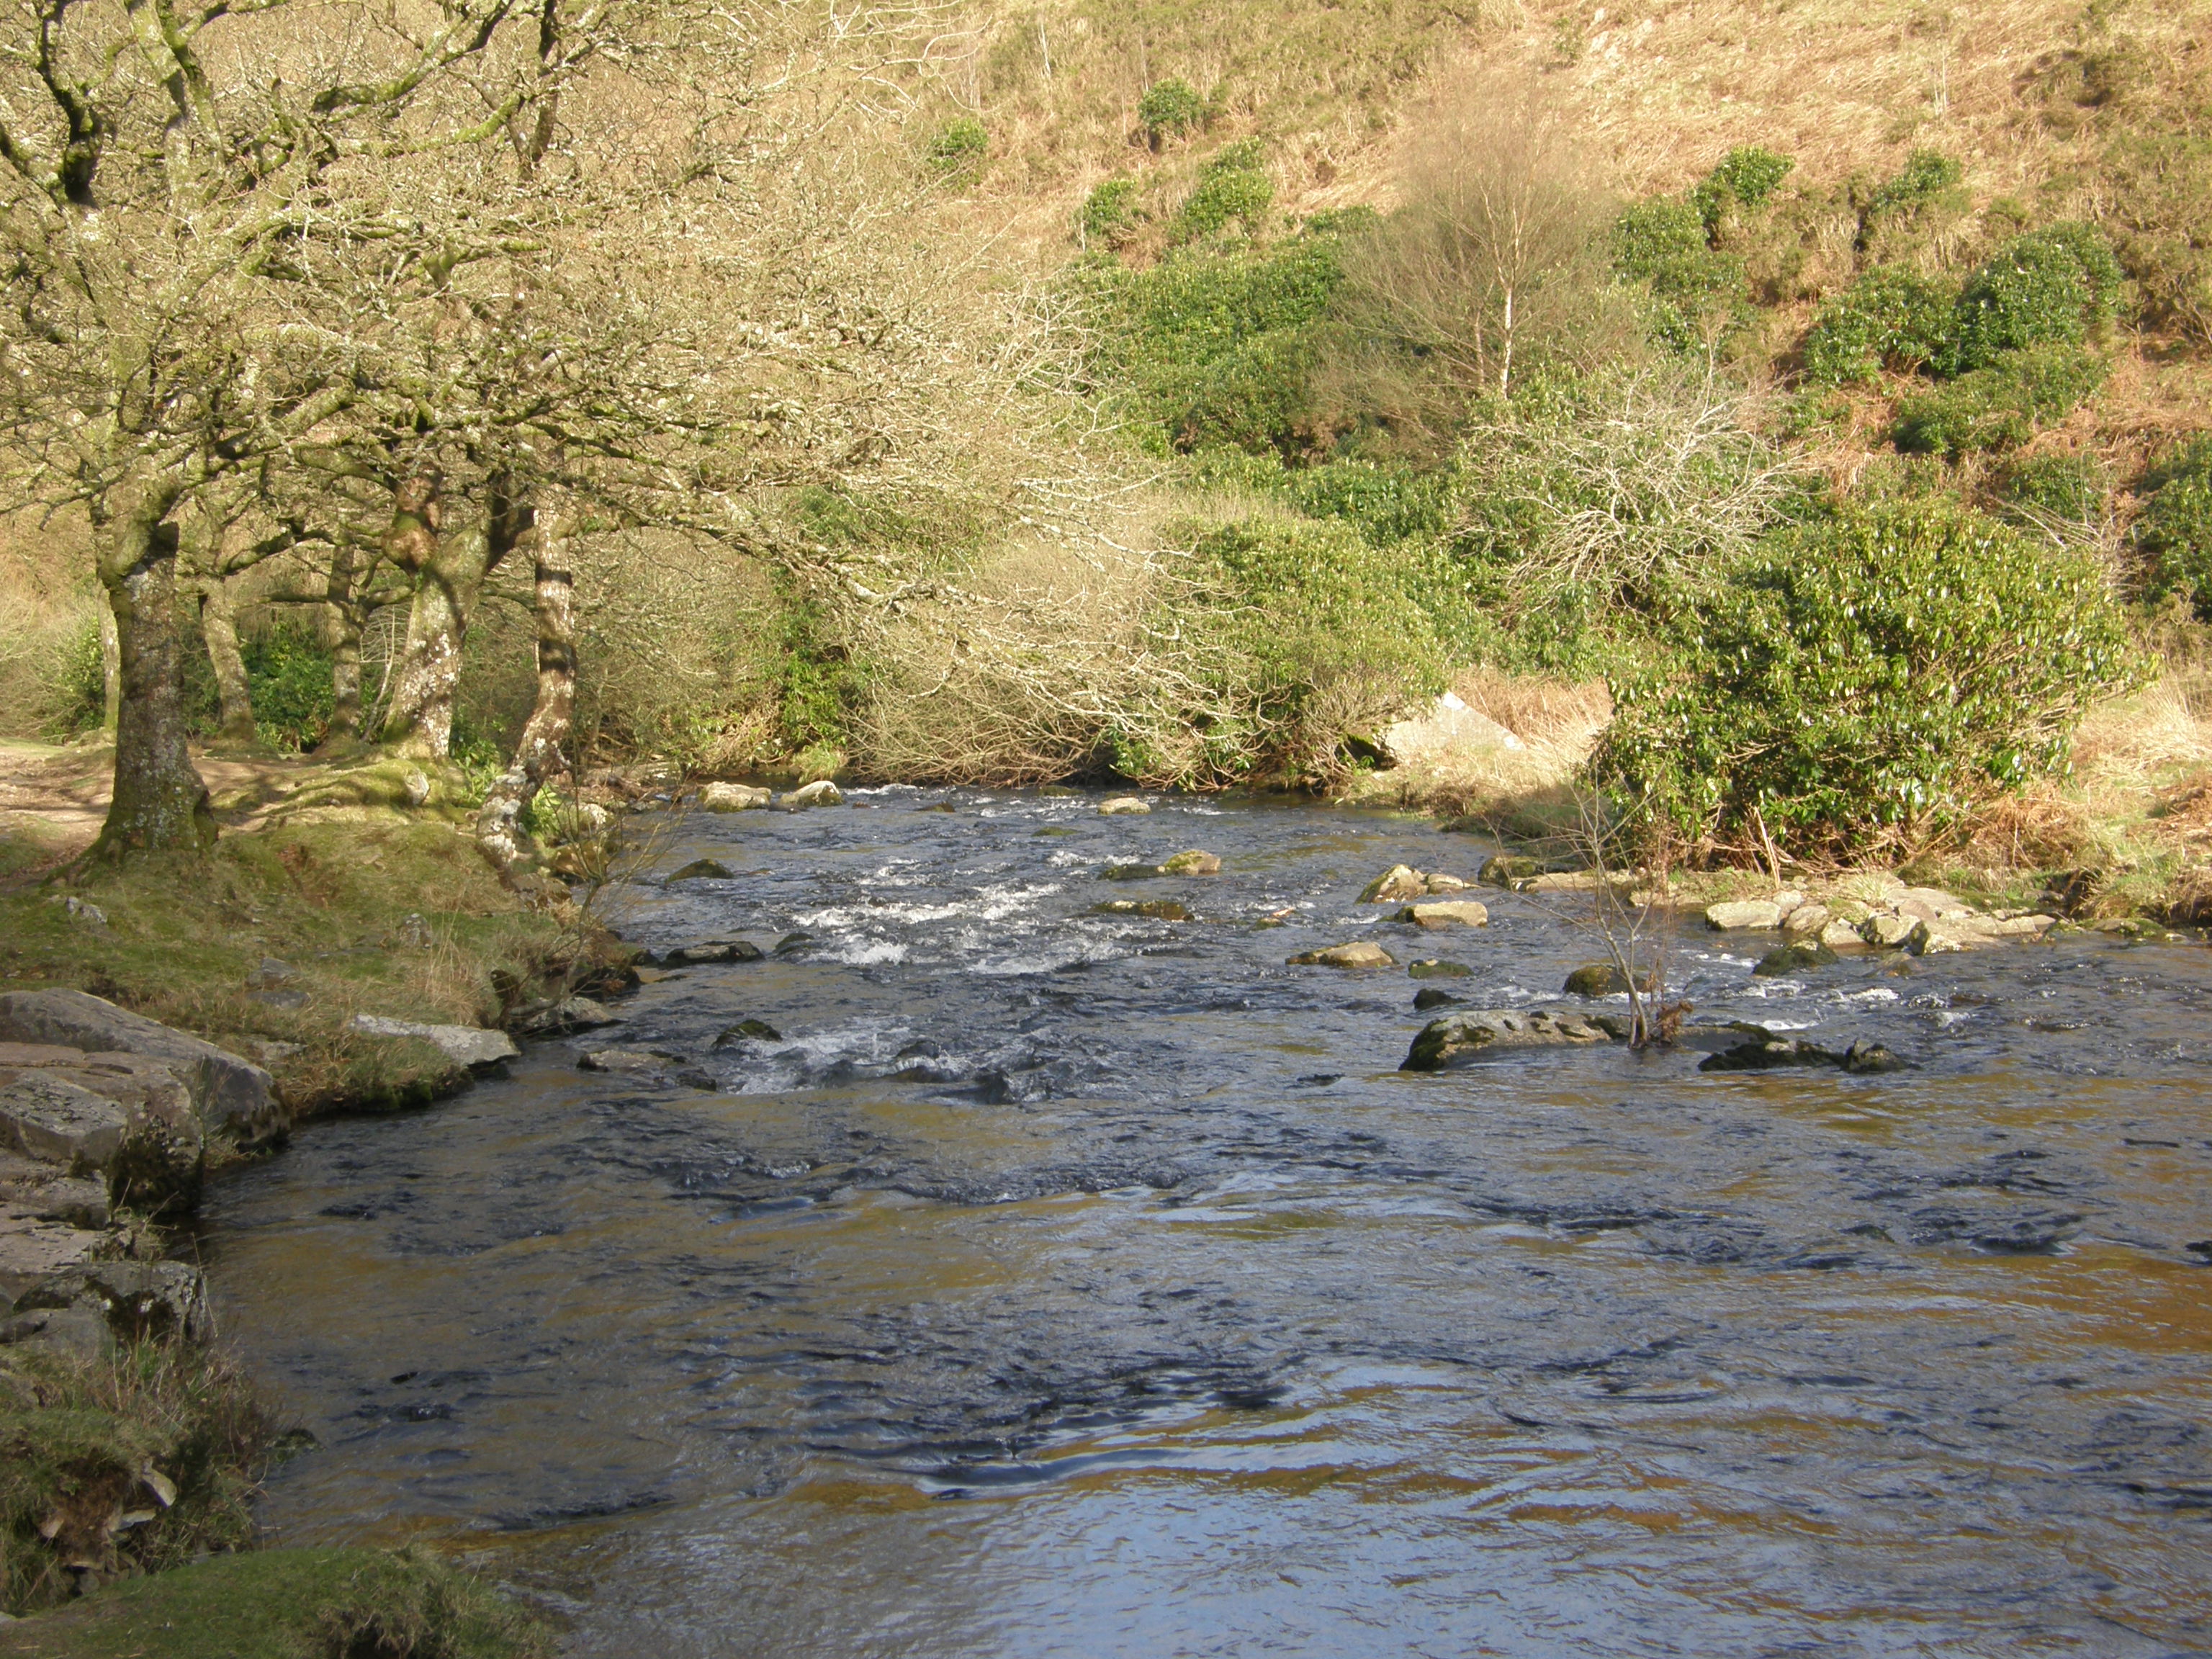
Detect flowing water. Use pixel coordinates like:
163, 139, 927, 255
201, 789, 2212, 1658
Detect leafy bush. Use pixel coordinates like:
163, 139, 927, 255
1109, 513, 1444, 786
1950, 222, 2123, 371
1870, 148, 1963, 218
928, 117, 988, 175
240, 623, 336, 752
1801, 266, 1958, 385
1137, 79, 1204, 145
2137, 437, 2212, 618
1892, 344, 2107, 456
1611, 197, 1748, 351
1173, 143, 1272, 243
1594, 501, 2142, 859
2001, 451, 2112, 523
1691, 145, 1794, 229
1082, 179, 1141, 245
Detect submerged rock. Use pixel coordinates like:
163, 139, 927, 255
1412, 986, 1462, 1011
349, 1015, 519, 1071
667, 859, 734, 882
698, 782, 771, 811
1391, 900, 1489, 929
1562, 963, 1655, 997
1407, 959, 1473, 979
1092, 899, 1192, 921
1100, 863, 1164, 881
1699, 1033, 1905, 1074
577, 1048, 675, 1076
712, 1019, 782, 1046
1287, 942, 1395, 969
513, 996, 622, 1035
1159, 850, 1221, 876
1402, 1008, 1612, 1070
661, 940, 765, 966
1753, 942, 1840, 977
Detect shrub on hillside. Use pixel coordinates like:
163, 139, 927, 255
1869, 149, 1963, 220
1802, 266, 1958, 385
1691, 145, 1794, 230
1137, 79, 1204, 146
1172, 143, 1273, 243
1611, 197, 1748, 352
928, 117, 988, 177
1950, 222, 2122, 371
1593, 502, 2142, 860
1892, 344, 2107, 456
2001, 451, 2113, 526
2136, 437, 2212, 619
1082, 179, 1141, 246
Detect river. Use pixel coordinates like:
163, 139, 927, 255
200, 788, 2212, 1658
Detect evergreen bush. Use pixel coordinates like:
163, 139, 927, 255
1950, 222, 2123, 371
1801, 266, 1959, 385
1172, 145, 1273, 243
1869, 149, 1963, 219
1137, 79, 1204, 145
2136, 437, 2212, 618
1691, 145, 1795, 229
1082, 179, 1141, 245
1611, 197, 1747, 351
1892, 344, 2106, 456
1594, 501, 2141, 858
927, 117, 988, 179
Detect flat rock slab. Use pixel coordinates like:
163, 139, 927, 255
1706, 900, 1784, 931
1098, 796, 1151, 815
0, 1075, 130, 1168
1699, 1036, 1905, 1074
698, 783, 771, 811
0, 1213, 109, 1309
1360, 865, 1427, 903
1393, 901, 1489, 929
513, 996, 624, 1035
1288, 943, 1396, 969
0, 990, 274, 1141
662, 940, 764, 966
349, 1016, 518, 1070
1403, 1008, 1613, 1070
667, 859, 734, 882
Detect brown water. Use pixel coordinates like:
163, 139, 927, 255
201, 789, 2212, 1657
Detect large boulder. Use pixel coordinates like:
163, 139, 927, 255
1705, 900, 1784, 931
0, 991, 274, 1142
1374, 691, 1524, 769
1402, 1008, 1612, 1070
0, 1041, 214, 1217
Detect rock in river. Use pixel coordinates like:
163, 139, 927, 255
1562, 962, 1655, 997
1402, 1009, 1613, 1069
1699, 1035, 1905, 1074
1360, 864, 1427, 903
1098, 796, 1151, 816
1093, 899, 1192, 921
661, 940, 765, 966
1706, 900, 1784, 931
782, 780, 842, 809
1159, 850, 1220, 875
667, 859, 734, 882
1287, 942, 1396, 969
698, 782, 771, 811
1408, 959, 1472, 979
1392, 901, 1489, 929
1753, 942, 1839, 977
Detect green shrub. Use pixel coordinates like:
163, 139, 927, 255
1691, 145, 1795, 229
240, 622, 336, 752
1802, 266, 1959, 385
1172, 142, 1272, 243
2000, 451, 2112, 523
927, 117, 988, 175
1082, 179, 1141, 245
1892, 344, 2107, 456
2137, 437, 2212, 618
1870, 149, 1963, 219
42, 612, 106, 739
1110, 513, 1444, 787
1137, 79, 1204, 144
1594, 501, 2142, 859
1611, 197, 1748, 351
1950, 222, 2123, 371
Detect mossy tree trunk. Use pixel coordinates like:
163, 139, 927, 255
379, 472, 528, 761
196, 573, 256, 747
477, 512, 576, 868
89, 480, 217, 862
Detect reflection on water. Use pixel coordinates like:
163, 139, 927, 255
201, 788, 2212, 1657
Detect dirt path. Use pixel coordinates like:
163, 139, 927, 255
0, 741, 317, 878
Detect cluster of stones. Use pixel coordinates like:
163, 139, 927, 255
1286, 864, 1490, 969
696, 779, 842, 812
1704, 878, 2054, 956
1, 991, 279, 1357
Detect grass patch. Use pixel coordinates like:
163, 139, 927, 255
0, 1545, 551, 1659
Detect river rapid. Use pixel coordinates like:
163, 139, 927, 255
201, 788, 2212, 1658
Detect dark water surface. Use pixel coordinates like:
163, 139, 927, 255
202, 789, 2212, 1658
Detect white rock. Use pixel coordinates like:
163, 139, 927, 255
1375, 691, 1524, 768
1706, 900, 1784, 931
1393, 901, 1491, 928
698, 782, 772, 812
349, 1015, 519, 1069
1099, 796, 1151, 815
783, 779, 843, 808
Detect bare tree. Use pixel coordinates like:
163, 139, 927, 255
1347, 67, 1612, 408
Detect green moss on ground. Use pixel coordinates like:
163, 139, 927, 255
0, 1546, 552, 1659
